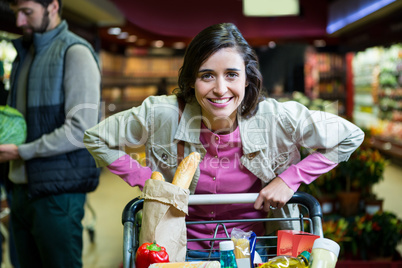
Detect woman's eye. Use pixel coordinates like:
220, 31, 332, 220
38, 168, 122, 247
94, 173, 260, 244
227, 72, 239, 79
201, 73, 213, 80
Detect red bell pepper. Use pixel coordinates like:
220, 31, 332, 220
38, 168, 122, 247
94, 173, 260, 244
135, 241, 169, 268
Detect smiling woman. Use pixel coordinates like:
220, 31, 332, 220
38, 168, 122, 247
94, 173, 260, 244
83, 22, 364, 256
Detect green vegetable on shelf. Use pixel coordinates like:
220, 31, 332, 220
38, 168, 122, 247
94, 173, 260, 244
379, 72, 397, 88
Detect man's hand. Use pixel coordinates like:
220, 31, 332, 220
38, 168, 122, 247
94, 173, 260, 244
254, 177, 294, 212
0, 144, 21, 162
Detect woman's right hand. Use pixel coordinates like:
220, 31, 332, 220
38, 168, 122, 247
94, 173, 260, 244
254, 177, 294, 212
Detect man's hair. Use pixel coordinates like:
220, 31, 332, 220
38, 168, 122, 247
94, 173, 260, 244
7, 0, 63, 15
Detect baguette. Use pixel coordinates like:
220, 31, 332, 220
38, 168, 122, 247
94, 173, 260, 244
151, 171, 165, 181
172, 152, 201, 189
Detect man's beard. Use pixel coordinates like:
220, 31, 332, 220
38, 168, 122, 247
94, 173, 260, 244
22, 9, 50, 46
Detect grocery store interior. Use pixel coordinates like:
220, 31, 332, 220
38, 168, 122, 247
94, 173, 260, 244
1, 0, 402, 267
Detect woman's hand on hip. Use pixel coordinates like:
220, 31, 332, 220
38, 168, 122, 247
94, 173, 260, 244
254, 177, 294, 212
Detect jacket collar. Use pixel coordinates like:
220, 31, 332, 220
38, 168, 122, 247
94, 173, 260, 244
32, 20, 68, 53
12, 20, 68, 55
174, 99, 203, 144
238, 114, 269, 154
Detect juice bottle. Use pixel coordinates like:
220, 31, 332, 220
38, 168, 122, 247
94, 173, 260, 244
259, 251, 310, 268
310, 238, 340, 268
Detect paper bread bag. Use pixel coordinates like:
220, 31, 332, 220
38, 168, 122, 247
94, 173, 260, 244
139, 179, 190, 262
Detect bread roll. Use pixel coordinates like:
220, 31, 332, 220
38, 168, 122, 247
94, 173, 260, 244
172, 152, 201, 189
151, 171, 165, 181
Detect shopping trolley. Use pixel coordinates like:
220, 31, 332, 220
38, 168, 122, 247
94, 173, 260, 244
121, 191, 323, 268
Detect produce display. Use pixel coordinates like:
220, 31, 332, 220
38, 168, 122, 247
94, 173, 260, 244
0, 105, 27, 145
353, 44, 402, 143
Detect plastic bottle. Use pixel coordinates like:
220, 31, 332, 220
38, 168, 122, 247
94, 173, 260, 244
260, 251, 310, 268
219, 240, 238, 268
310, 238, 340, 268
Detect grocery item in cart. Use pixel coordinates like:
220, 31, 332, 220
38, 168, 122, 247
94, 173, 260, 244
310, 238, 340, 268
139, 152, 201, 262
259, 251, 310, 267
277, 230, 319, 257
219, 240, 238, 268
139, 179, 189, 262
149, 261, 220, 267
135, 241, 169, 268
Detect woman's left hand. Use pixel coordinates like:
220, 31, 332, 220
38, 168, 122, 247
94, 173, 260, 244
254, 177, 294, 212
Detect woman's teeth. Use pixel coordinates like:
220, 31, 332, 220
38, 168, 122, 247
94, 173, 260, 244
210, 98, 230, 104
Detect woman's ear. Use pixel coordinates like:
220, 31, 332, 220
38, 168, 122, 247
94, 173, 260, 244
245, 81, 249, 87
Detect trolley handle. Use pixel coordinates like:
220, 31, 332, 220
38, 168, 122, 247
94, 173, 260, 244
121, 191, 322, 224
121, 197, 143, 225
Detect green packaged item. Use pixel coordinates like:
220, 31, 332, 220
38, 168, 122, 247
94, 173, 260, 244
0, 105, 27, 145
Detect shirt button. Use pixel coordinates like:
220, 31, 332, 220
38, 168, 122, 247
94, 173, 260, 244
248, 153, 256, 160
213, 177, 216, 181
162, 153, 168, 161
211, 211, 214, 215
215, 155, 218, 158
215, 136, 219, 141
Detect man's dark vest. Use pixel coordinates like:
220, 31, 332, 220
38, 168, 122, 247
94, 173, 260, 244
10, 21, 100, 198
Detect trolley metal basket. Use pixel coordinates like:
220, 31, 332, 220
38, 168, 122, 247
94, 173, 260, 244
121, 191, 323, 268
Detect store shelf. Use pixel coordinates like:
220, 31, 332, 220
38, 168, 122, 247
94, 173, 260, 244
369, 135, 402, 159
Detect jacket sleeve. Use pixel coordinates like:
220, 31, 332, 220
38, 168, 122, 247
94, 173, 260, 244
282, 101, 365, 164
83, 103, 150, 168
84, 95, 180, 168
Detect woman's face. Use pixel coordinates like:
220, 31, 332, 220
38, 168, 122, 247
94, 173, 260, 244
194, 47, 247, 131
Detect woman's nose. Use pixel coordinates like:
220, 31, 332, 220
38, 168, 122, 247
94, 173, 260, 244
213, 77, 227, 96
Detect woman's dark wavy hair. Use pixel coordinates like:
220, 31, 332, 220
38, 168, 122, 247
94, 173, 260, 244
175, 23, 263, 117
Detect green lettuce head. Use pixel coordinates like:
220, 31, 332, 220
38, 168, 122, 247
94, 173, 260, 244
0, 105, 27, 145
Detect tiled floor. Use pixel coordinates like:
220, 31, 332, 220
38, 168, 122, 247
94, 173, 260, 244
1, 160, 402, 268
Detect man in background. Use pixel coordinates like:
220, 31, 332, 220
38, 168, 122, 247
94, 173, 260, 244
0, 0, 101, 267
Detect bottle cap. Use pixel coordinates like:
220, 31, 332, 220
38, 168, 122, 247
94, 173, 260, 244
219, 240, 235, 251
312, 238, 340, 258
300, 251, 311, 261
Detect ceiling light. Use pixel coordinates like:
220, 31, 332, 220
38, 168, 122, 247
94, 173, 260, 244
327, 0, 396, 34
314, 39, 326, 47
152, 40, 164, 48
243, 0, 299, 16
172, 42, 186, 49
107, 27, 121, 35
127, 35, 138, 43
117, 32, 129, 39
